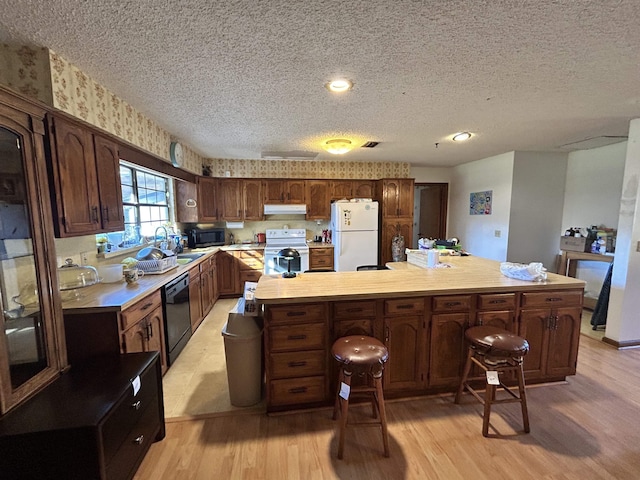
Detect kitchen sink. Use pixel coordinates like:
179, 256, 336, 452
177, 252, 206, 260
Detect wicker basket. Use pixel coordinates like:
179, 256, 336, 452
136, 256, 178, 274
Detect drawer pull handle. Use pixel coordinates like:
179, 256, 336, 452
546, 297, 563, 302
133, 435, 145, 445
397, 304, 414, 309
287, 334, 307, 340
131, 400, 142, 410
141, 302, 153, 311
445, 302, 462, 307
488, 299, 506, 304
346, 308, 363, 313
286, 311, 305, 317
289, 387, 308, 394
288, 361, 307, 367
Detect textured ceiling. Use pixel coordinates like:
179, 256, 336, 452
1, 0, 639, 167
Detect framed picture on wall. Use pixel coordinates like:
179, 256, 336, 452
470, 190, 492, 215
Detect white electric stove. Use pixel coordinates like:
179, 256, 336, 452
264, 229, 310, 275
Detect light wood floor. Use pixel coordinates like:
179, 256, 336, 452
136, 330, 640, 479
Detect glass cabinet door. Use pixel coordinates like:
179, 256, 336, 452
0, 101, 64, 414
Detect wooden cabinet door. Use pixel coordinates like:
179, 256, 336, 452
264, 179, 286, 203
145, 307, 167, 374
546, 307, 581, 377
397, 179, 414, 217
353, 180, 374, 198
93, 134, 124, 232
218, 178, 242, 220
429, 313, 468, 387
197, 177, 219, 221
331, 180, 352, 200
50, 116, 101, 236
175, 180, 198, 223
216, 251, 239, 296
518, 309, 550, 381
306, 180, 330, 219
476, 310, 516, 332
384, 315, 424, 391
243, 179, 263, 220
287, 180, 306, 204
211, 255, 219, 303
380, 219, 412, 265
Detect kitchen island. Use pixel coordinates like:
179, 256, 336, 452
255, 256, 586, 412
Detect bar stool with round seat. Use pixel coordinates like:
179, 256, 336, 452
331, 335, 390, 459
454, 325, 530, 437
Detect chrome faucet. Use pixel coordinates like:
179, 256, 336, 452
155, 226, 169, 250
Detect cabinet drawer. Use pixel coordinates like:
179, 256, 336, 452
239, 270, 262, 284
334, 300, 377, 319
385, 298, 424, 315
269, 376, 326, 405
269, 350, 326, 378
477, 293, 516, 310
269, 323, 326, 352
267, 303, 326, 324
432, 295, 472, 312
105, 400, 161, 480
310, 255, 333, 269
521, 291, 583, 308
121, 291, 162, 331
101, 361, 159, 465
312, 247, 333, 256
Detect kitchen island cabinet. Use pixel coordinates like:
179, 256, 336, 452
255, 256, 585, 412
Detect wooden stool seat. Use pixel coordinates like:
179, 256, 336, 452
331, 335, 390, 459
455, 326, 531, 437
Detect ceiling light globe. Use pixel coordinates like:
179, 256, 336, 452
323, 139, 353, 155
452, 132, 472, 142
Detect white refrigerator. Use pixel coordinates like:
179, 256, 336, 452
331, 201, 379, 271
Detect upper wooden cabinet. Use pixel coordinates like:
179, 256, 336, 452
379, 178, 414, 218
306, 180, 330, 220
218, 178, 243, 221
330, 180, 375, 201
264, 179, 306, 204
243, 179, 263, 221
47, 115, 125, 236
197, 176, 220, 222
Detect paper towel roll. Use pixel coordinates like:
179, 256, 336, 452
427, 249, 440, 268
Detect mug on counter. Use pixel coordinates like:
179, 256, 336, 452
124, 268, 145, 284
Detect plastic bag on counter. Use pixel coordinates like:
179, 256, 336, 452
500, 262, 547, 282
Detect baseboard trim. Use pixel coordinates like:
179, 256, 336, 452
602, 336, 640, 349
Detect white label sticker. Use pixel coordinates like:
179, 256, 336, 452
486, 371, 499, 385
132, 375, 141, 396
339, 382, 351, 400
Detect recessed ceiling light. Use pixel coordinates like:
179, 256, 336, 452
323, 139, 353, 154
452, 132, 472, 142
326, 79, 353, 93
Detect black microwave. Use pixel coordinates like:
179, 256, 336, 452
185, 227, 226, 248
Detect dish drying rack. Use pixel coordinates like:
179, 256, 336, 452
136, 256, 178, 274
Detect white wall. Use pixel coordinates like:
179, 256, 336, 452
507, 152, 568, 270
410, 166, 451, 183
449, 152, 514, 261
560, 142, 626, 297
608, 119, 640, 343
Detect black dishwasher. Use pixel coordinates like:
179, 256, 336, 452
162, 272, 191, 366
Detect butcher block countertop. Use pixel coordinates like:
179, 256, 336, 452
255, 256, 585, 304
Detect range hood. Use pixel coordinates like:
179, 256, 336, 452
264, 204, 307, 215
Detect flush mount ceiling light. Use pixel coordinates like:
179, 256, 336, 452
323, 139, 353, 155
325, 79, 353, 93
452, 132, 472, 142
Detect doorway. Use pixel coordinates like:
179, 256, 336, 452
413, 183, 448, 246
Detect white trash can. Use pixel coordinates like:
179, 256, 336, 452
222, 299, 264, 407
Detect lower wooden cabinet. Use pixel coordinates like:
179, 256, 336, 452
0, 352, 165, 480
216, 251, 238, 296
189, 266, 203, 332
309, 246, 334, 270
380, 218, 413, 265
263, 288, 584, 411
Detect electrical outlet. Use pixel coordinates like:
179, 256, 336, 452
494, 230, 501, 238
80, 251, 90, 266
